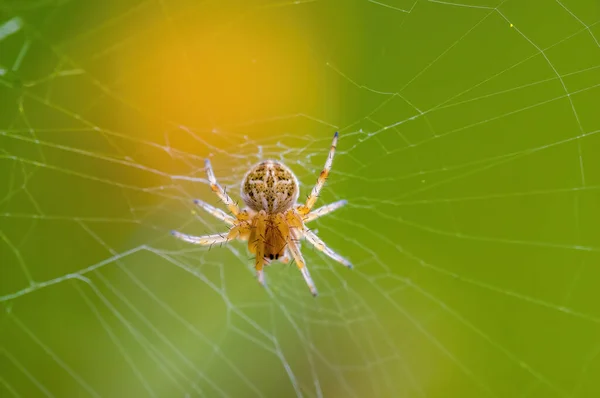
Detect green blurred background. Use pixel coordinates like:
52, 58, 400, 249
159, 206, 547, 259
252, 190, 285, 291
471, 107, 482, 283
1, 0, 600, 397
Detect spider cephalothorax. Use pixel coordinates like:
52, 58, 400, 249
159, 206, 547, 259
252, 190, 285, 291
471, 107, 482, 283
171, 132, 351, 296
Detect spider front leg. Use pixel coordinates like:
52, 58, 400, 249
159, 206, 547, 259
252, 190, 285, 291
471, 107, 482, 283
205, 158, 241, 216
298, 132, 338, 216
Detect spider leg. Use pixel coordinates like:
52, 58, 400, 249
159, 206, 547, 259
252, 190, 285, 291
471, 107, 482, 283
302, 228, 352, 269
303, 199, 347, 223
299, 132, 338, 215
170, 230, 230, 245
249, 210, 267, 287
280, 239, 301, 263
193, 199, 235, 225
288, 230, 318, 296
205, 158, 240, 216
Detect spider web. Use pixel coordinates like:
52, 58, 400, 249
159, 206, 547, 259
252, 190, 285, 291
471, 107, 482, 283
1, 0, 600, 397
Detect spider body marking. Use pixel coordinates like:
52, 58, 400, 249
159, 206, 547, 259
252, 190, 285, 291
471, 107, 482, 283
241, 160, 299, 213
171, 132, 351, 296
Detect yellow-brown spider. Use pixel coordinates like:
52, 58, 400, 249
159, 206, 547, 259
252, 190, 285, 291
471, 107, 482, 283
171, 132, 351, 296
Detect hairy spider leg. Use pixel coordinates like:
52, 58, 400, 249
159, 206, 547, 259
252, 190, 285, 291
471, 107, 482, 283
193, 199, 235, 225
170, 230, 229, 245
249, 210, 268, 286
302, 199, 347, 223
287, 229, 318, 296
298, 132, 338, 216
302, 228, 353, 269
205, 158, 240, 216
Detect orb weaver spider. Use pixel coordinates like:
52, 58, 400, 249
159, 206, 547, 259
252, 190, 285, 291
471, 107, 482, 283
171, 132, 351, 296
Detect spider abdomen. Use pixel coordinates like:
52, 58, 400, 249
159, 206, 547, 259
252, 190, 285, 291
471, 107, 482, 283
241, 160, 299, 213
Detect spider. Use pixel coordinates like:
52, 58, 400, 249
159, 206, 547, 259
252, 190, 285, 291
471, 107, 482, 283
171, 132, 351, 296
